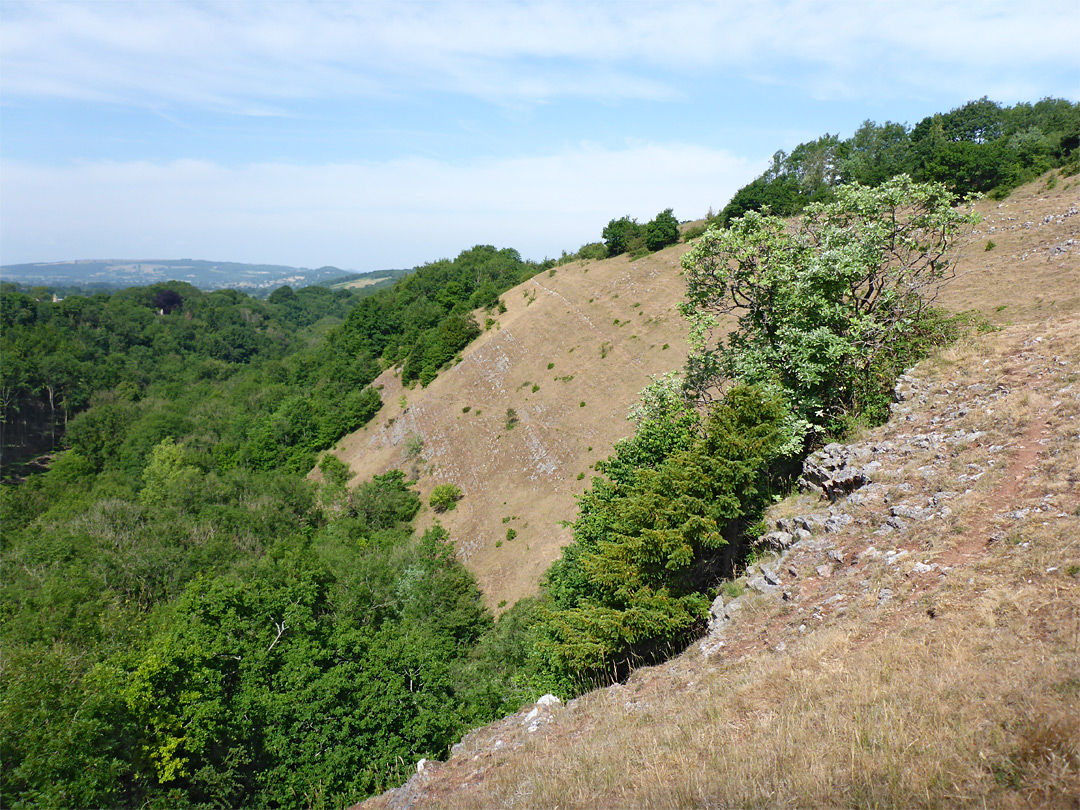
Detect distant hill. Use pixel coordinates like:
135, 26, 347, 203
323, 267, 414, 295
0, 258, 382, 296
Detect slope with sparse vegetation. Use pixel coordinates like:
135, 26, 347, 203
359, 170, 1080, 810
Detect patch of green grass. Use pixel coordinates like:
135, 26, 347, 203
721, 580, 745, 599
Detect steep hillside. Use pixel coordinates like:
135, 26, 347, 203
334, 175, 1079, 615
332, 245, 705, 610
359, 173, 1080, 808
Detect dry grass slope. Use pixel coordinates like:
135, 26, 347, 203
332, 242, 706, 610
356, 172, 1080, 809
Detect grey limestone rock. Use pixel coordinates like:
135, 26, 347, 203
759, 530, 795, 550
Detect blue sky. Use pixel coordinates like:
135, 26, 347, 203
2, 1, 1078, 272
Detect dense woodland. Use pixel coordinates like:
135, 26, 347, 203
1, 97, 1077, 809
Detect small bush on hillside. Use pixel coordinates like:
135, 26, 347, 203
429, 483, 462, 512
405, 433, 424, 458
318, 453, 351, 486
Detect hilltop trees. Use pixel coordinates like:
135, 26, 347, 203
602, 208, 682, 257
712, 97, 1079, 225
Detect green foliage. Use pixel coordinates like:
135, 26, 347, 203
715, 98, 1079, 225
536, 386, 794, 685
1, 457, 495, 808
644, 208, 680, 251
681, 175, 979, 437
602, 209, 682, 256
347, 245, 540, 385
318, 453, 351, 487
404, 432, 425, 459
429, 483, 463, 513
505, 408, 519, 430
602, 216, 646, 257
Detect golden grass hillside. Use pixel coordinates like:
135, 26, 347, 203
331, 242, 700, 611
356, 172, 1080, 809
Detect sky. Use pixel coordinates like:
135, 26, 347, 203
2, 1, 1078, 273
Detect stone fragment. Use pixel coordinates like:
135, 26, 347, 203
761, 565, 782, 586
759, 530, 795, 550
890, 504, 931, 521
825, 513, 854, 533
747, 575, 780, 596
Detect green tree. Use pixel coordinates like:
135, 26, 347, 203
601, 216, 646, 257
681, 175, 980, 435
537, 386, 793, 683
644, 208, 680, 251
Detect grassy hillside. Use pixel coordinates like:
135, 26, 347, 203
358, 172, 1080, 808
331, 245, 706, 610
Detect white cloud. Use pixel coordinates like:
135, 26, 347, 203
0, 144, 760, 268
2, 1, 1076, 111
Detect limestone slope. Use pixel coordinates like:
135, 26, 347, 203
332, 245, 697, 610
333, 175, 1079, 614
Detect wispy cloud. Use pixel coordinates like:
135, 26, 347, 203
0, 144, 758, 268
3, 1, 1076, 113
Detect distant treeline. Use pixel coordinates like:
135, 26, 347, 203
708, 97, 1078, 229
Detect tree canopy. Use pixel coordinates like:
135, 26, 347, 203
682, 175, 980, 436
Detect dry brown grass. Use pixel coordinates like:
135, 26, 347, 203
331, 175, 1078, 614
439, 583, 1078, 809
330, 244, 712, 611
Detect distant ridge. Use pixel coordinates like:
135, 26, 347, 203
0, 257, 379, 295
